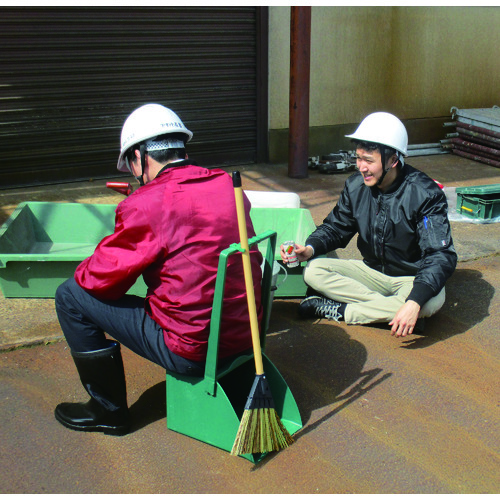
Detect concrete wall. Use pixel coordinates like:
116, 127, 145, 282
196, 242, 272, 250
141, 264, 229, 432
268, 6, 500, 162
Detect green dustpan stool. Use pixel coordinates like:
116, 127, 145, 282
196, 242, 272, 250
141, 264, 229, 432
165, 231, 302, 462
166, 353, 302, 463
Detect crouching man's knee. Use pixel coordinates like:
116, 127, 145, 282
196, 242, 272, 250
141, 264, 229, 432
420, 287, 446, 318
55, 277, 79, 313
303, 258, 330, 289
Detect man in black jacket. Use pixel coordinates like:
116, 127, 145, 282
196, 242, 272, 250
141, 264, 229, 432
281, 112, 457, 338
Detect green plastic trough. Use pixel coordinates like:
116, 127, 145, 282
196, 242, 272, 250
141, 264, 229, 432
0, 202, 317, 299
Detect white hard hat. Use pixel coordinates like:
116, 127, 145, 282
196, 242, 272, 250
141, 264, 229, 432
345, 112, 408, 156
117, 103, 193, 172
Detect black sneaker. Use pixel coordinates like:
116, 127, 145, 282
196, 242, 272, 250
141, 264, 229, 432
299, 296, 344, 321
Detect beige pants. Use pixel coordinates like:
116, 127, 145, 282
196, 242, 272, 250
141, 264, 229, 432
303, 258, 446, 325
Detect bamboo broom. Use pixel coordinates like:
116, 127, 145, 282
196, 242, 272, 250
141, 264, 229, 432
230, 171, 294, 456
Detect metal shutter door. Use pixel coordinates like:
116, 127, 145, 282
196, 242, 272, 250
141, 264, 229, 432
0, 7, 266, 188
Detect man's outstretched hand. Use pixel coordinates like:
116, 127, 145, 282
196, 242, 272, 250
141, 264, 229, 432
389, 300, 421, 337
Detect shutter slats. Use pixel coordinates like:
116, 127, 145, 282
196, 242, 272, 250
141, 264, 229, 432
0, 7, 259, 187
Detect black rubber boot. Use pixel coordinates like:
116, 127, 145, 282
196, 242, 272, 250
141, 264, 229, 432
55, 341, 131, 435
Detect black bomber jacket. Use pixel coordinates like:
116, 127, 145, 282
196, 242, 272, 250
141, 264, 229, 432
305, 164, 458, 306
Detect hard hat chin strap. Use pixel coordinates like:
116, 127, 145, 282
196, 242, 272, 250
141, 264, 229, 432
376, 146, 388, 186
136, 143, 146, 187
377, 147, 404, 186
124, 148, 146, 186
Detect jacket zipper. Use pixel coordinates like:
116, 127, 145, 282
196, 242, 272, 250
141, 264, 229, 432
374, 196, 386, 273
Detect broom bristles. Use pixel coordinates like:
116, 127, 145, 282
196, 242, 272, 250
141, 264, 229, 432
230, 374, 294, 456
231, 407, 294, 456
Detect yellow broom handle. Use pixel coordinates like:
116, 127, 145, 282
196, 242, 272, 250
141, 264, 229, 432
233, 175, 264, 375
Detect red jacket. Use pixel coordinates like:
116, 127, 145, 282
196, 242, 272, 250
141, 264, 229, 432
75, 163, 263, 361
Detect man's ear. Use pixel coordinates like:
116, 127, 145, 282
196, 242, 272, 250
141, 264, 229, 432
134, 147, 150, 168
128, 149, 142, 176
127, 148, 141, 167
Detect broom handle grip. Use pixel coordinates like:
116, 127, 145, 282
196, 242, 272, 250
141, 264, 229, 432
233, 172, 264, 376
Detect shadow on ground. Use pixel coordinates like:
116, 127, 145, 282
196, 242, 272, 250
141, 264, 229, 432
401, 268, 494, 349
129, 380, 167, 433
264, 300, 391, 431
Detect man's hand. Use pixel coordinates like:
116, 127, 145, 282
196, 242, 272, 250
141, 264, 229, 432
389, 300, 421, 337
279, 243, 314, 264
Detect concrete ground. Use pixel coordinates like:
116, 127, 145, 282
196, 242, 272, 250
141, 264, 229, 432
0, 154, 499, 494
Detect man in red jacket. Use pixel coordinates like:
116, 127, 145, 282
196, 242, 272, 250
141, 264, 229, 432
54, 104, 263, 435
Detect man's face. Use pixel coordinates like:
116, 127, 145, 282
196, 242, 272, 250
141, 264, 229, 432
355, 147, 384, 187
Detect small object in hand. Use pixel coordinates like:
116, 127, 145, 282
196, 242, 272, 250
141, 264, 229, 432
283, 241, 299, 268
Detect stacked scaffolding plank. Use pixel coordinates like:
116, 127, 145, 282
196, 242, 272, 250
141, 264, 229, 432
450, 106, 500, 168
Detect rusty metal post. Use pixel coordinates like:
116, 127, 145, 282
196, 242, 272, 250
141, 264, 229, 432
288, 6, 311, 179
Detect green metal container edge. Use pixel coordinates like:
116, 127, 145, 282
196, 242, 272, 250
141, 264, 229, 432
0, 202, 316, 298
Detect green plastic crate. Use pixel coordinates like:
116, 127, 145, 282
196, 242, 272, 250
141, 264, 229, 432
0, 202, 317, 298
456, 184, 500, 220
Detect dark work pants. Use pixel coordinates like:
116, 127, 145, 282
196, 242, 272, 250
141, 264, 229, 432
55, 278, 205, 376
